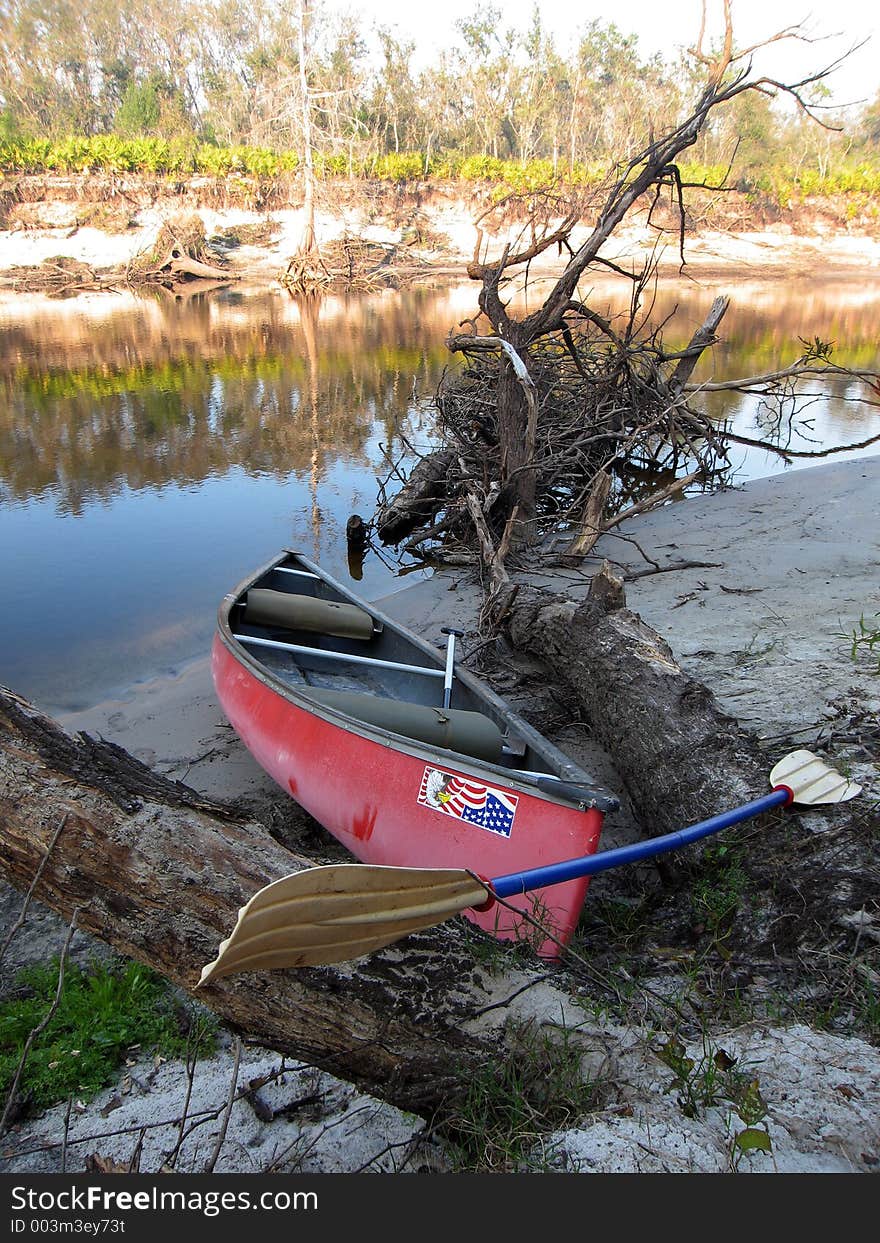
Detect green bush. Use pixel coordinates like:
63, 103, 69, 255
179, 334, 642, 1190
114, 81, 162, 137
0, 137, 878, 201
372, 152, 424, 181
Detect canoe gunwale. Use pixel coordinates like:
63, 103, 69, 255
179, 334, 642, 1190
217, 549, 618, 814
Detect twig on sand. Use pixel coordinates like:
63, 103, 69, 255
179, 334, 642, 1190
1, 907, 81, 1136
625, 559, 723, 581
203, 1036, 242, 1173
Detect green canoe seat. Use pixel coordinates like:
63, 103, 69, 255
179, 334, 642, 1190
305, 688, 504, 763
245, 589, 375, 641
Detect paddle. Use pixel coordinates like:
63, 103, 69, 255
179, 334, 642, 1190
440, 626, 464, 708
198, 750, 860, 983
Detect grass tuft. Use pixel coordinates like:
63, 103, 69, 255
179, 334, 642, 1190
0, 957, 215, 1114
444, 1020, 603, 1171
841, 612, 880, 673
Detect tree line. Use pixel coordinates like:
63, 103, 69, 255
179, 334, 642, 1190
1, 0, 878, 185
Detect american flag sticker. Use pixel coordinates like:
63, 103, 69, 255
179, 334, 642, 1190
418, 766, 518, 838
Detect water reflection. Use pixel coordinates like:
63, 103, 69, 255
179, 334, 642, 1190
2, 280, 878, 512
0, 279, 878, 712
0, 288, 449, 513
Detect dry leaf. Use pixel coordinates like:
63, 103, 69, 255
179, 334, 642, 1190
85, 1153, 129, 1175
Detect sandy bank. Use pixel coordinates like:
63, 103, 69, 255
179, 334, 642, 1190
1, 196, 879, 288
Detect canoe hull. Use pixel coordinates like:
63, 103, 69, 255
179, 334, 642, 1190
212, 635, 605, 955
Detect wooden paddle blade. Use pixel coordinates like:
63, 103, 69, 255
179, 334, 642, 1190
771, 749, 861, 804
198, 864, 490, 982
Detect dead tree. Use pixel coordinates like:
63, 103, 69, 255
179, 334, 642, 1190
377, 5, 879, 621
448, 4, 850, 519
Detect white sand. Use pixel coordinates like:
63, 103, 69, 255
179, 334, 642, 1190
3, 197, 880, 287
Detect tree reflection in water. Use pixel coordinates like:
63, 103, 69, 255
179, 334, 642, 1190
0, 280, 877, 711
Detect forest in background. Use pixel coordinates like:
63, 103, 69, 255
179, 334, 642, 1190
1, 0, 879, 205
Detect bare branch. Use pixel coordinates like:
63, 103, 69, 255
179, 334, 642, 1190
686, 363, 880, 392
1, 909, 81, 1136
668, 296, 730, 396
203, 1036, 242, 1174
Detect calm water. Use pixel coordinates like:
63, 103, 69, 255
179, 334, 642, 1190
1, 278, 878, 713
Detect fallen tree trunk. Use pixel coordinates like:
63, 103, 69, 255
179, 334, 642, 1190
507, 568, 769, 837
0, 687, 498, 1116
376, 448, 457, 544
138, 248, 235, 283
166, 251, 235, 281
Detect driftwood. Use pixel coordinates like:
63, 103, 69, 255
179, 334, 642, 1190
376, 448, 458, 543
140, 247, 235, 283
563, 469, 611, 562
0, 687, 501, 1116
507, 566, 768, 837
127, 216, 237, 287
9, 257, 113, 296
163, 250, 234, 281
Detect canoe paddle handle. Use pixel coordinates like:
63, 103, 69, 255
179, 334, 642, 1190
440, 627, 464, 709
490, 786, 793, 900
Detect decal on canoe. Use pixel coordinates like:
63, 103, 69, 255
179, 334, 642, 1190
418, 766, 518, 838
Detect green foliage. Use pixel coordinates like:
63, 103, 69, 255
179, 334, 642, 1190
0, 110, 21, 142
734, 1125, 773, 1155
371, 152, 424, 181
841, 612, 880, 673
0, 957, 215, 1113
114, 80, 162, 136
750, 163, 880, 206
0, 135, 878, 206
690, 844, 750, 944
446, 1021, 602, 1170
2, 1, 880, 182
657, 1031, 772, 1164
657, 1033, 731, 1118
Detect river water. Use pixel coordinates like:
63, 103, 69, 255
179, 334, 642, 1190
1, 278, 878, 714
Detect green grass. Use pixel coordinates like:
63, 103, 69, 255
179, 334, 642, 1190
0, 957, 215, 1114
841, 612, 880, 673
690, 843, 750, 946
444, 1020, 602, 1171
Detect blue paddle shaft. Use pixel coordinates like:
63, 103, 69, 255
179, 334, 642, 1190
490, 787, 791, 900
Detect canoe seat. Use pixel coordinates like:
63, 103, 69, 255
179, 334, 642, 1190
305, 688, 504, 763
245, 589, 375, 641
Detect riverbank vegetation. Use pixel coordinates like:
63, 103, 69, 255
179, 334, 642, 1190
0, 957, 215, 1115
1, 2, 879, 209
2, 139, 879, 214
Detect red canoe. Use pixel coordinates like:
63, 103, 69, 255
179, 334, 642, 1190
212, 551, 617, 956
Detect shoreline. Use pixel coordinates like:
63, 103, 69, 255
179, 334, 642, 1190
2, 192, 880, 290
59, 456, 880, 810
